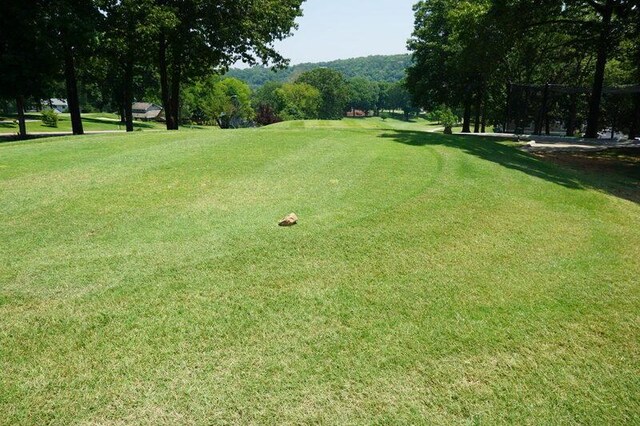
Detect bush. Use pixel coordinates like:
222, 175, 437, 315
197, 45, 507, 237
255, 104, 282, 126
438, 107, 458, 134
41, 109, 58, 128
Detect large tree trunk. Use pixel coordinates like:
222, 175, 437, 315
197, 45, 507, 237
566, 93, 578, 136
629, 94, 640, 140
462, 93, 472, 133
585, 0, 614, 139
481, 102, 487, 133
504, 82, 512, 133
159, 34, 174, 131
474, 100, 481, 133
169, 63, 181, 130
474, 84, 483, 133
15, 95, 27, 139
123, 58, 134, 132
64, 44, 84, 135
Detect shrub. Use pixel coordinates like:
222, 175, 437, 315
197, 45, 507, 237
255, 104, 282, 126
41, 109, 59, 128
438, 107, 458, 134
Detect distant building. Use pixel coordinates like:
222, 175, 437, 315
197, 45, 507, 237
346, 109, 367, 117
43, 98, 68, 113
132, 102, 164, 121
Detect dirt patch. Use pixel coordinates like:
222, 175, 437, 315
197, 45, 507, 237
533, 148, 640, 203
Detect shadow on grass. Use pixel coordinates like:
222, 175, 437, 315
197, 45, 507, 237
81, 116, 158, 129
380, 130, 640, 204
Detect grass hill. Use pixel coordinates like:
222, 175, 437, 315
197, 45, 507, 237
1, 118, 639, 424
227, 54, 412, 86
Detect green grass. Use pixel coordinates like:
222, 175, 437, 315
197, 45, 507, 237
1, 118, 639, 424
0, 112, 167, 134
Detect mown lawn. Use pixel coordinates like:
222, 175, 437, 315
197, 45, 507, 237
0, 113, 166, 134
1, 119, 638, 424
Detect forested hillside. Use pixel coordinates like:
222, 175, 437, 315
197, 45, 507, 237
228, 54, 411, 87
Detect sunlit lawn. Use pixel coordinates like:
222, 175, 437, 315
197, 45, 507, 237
1, 118, 638, 424
0, 112, 166, 134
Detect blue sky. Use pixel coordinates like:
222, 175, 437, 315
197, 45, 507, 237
262, 0, 416, 65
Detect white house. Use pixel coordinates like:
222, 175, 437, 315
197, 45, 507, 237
43, 98, 68, 113
132, 102, 164, 121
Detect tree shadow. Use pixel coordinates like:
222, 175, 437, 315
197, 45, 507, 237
379, 130, 640, 204
76, 117, 160, 129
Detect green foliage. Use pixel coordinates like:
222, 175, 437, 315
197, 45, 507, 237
250, 81, 323, 123
228, 54, 412, 87
407, 0, 639, 134
438, 106, 458, 133
253, 81, 286, 113
296, 68, 349, 120
347, 78, 379, 114
276, 83, 322, 120
40, 109, 59, 128
0, 1, 57, 111
183, 76, 253, 128
385, 81, 417, 120
155, 0, 305, 128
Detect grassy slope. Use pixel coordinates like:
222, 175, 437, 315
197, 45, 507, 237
0, 119, 638, 424
0, 113, 166, 134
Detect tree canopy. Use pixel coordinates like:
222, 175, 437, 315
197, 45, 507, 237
0, 0, 305, 135
407, 0, 640, 137
296, 68, 349, 120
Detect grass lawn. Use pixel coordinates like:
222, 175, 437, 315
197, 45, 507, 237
1, 119, 639, 424
0, 112, 167, 134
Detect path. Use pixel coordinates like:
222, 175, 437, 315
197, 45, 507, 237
443, 130, 640, 152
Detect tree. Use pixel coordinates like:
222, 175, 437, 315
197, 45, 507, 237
253, 81, 286, 115
386, 81, 416, 121
568, 0, 635, 138
98, 0, 164, 132
47, 0, 101, 135
628, 8, 640, 139
347, 78, 379, 115
406, 0, 640, 138
156, 0, 304, 130
0, 0, 56, 139
182, 76, 253, 128
276, 83, 321, 120
296, 68, 349, 119
408, 0, 517, 133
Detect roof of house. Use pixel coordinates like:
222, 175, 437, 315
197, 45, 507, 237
132, 102, 162, 111
47, 98, 68, 106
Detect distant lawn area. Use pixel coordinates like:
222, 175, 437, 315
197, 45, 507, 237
0, 112, 166, 134
0, 119, 638, 424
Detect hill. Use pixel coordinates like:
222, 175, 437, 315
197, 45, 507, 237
2, 119, 639, 424
227, 54, 411, 86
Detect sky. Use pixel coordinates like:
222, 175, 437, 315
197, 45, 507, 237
242, 0, 417, 66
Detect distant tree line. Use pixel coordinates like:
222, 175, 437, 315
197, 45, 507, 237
0, 0, 304, 139
178, 67, 418, 127
227, 54, 412, 87
407, 0, 640, 138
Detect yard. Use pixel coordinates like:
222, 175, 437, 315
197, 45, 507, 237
0, 112, 167, 135
1, 119, 638, 424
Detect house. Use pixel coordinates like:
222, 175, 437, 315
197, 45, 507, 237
346, 109, 367, 117
43, 98, 68, 113
132, 102, 164, 121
